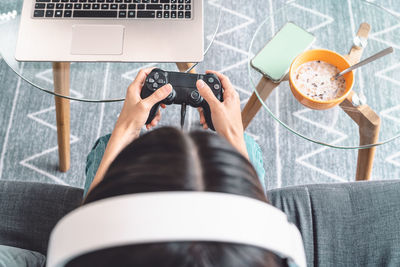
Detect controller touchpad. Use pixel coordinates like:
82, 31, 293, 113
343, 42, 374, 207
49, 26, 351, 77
167, 72, 197, 87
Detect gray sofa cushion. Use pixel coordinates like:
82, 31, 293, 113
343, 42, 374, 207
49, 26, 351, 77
0, 245, 45, 267
2, 180, 400, 267
267, 180, 400, 267
0, 181, 83, 255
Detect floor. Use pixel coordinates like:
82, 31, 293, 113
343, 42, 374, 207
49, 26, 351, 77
0, 0, 399, 190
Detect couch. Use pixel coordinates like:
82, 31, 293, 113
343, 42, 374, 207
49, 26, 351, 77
1, 180, 400, 266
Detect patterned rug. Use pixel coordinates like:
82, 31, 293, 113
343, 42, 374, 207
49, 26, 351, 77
0, 0, 399, 190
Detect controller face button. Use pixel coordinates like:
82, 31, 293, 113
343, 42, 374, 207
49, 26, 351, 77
208, 77, 214, 83
153, 82, 159, 88
214, 84, 220, 90
154, 72, 160, 80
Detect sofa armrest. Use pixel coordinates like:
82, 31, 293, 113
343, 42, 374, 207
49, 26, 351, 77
0, 181, 83, 255
267, 180, 400, 267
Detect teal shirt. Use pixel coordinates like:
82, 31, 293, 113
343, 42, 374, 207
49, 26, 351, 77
85, 133, 266, 197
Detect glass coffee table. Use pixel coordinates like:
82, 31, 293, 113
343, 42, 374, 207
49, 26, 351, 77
0, 0, 222, 171
242, 0, 400, 180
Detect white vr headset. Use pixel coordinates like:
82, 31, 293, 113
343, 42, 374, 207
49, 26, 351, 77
47, 192, 306, 267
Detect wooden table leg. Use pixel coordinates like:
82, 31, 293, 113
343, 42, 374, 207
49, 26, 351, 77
357, 110, 380, 180
176, 62, 197, 73
241, 77, 280, 130
52, 62, 71, 172
340, 92, 381, 180
340, 22, 381, 180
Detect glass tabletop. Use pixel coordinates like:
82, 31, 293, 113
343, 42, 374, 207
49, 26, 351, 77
248, 0, 400, 149
0, 0, 222, 102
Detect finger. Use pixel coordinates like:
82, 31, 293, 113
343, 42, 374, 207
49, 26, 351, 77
203, 124, 209, 130
160, 104, 166, 109
152, 110, 162, 123
200, 114, 205, 125
151, 114, 161, 127
198, 108, 206, 124
130, 68, 155, 92
150, 119, 158, 127
196, 80, 220, 107
205, 70, 236, 99
142, 84, 173, 107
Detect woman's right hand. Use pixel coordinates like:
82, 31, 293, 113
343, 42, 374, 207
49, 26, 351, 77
196, 71, 248, 158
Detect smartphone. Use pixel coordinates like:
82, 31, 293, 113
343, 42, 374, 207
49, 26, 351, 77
251, 22, 315, 83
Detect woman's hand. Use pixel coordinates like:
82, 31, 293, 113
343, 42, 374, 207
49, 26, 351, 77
86, 68, 172, 197
196, 71, 248, 158
114, 68, 173, 144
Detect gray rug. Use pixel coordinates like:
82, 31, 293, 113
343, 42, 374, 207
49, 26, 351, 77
0, 0, 399, 190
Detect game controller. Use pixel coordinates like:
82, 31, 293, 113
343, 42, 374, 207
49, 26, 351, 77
140, 68, 223, 131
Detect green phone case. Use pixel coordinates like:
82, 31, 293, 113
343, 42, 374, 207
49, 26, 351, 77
251, 22, 315, 82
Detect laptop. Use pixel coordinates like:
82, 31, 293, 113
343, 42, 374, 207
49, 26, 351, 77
15, 0, 203, 62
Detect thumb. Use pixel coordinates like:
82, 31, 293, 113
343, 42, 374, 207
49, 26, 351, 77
196, 80, 220, 107
143, 84, 173, 107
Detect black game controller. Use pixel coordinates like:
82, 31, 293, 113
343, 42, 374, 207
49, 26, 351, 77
140, 68, 223, 131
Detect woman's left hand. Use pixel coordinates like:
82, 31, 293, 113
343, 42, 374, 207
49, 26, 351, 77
114, 68, 173, 142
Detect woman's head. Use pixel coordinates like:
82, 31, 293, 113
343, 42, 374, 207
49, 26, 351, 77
69, 127, 287, 267
85, 127, 265, 203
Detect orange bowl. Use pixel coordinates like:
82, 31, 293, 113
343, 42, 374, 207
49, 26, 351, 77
289, 49, 354, 110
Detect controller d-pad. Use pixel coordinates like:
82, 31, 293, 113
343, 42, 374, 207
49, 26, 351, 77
153, 82, 159, 88
148, 78, 155, 83
158, 79, 166, 84
154, 72, 160, 80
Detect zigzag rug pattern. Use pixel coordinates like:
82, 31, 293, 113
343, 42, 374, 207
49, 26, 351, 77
0, 0, 399, 189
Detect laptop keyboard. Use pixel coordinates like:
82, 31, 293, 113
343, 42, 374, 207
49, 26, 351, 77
33, 0, 192, 19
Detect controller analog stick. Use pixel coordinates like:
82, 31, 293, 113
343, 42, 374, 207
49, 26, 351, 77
190, 91, 202, 104
163, 90, 176, 104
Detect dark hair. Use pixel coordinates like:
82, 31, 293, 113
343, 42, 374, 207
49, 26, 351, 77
68, 127, 287, 267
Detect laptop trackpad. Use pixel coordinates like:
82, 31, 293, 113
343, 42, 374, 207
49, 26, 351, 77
71, 25, 124, 55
